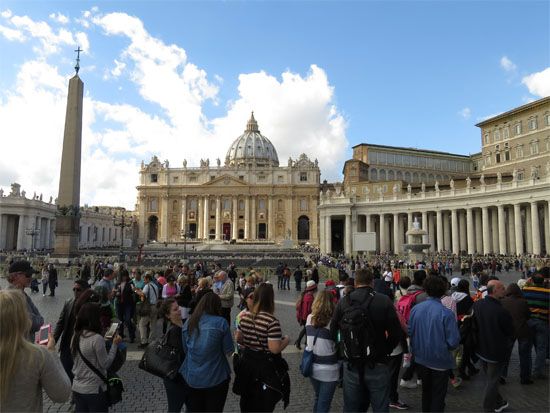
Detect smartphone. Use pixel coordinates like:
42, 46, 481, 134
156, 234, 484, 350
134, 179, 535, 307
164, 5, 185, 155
105, 322, 119, 340
36, 324, 51, 345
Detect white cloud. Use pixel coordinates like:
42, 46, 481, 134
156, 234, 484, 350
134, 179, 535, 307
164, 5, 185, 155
500, 56, 517, 72
0, 10, 348, 209
458, 107, 471, 119
522, 67, 550, 98
0, 24, 25, 41
49, 12, 69, 24
1, 9, 12, 18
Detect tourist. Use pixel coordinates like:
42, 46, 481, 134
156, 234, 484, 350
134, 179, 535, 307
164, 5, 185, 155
159, 298, 187, 412
305, 290, 339, 413
294, 265, 304, 291
6, 260, 44, 341
276, 262, 284, 290
473, 280, 513, 413
0, 289, 71, 412
501, 283, 533, 384
176, 274, 193, 322
162, 274, 180, 298
47, 263, 59, 296
54, 279, 91, 381
282, 264, 291, 290
97, 268, 116, 300
41, 264, 49, 296
453, 279, 477, 380
137, 272, 159, 348
295, 280, 317, 349
71, 302, 122, 413
115, 271, 136, 343
213, 270, 235, 326
180, 292, 233, 412
409, 276, 461, 412
234, 283, 291, 412
330, 268, 403, 412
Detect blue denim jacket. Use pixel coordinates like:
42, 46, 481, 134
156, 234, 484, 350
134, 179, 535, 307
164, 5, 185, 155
409, 297, 460, 370
180, 314, 233, 388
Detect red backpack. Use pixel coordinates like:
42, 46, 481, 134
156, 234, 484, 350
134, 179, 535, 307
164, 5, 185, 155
396, 291, 423, 325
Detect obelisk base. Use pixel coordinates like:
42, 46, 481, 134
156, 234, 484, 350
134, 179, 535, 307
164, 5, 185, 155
52, 215, 80, 259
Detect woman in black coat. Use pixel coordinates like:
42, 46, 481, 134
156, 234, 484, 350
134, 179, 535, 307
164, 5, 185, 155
115, 272, 136, 342
48, 264, 58, 296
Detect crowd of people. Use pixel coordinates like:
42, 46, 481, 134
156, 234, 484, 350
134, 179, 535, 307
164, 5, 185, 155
0, 255, 548, 413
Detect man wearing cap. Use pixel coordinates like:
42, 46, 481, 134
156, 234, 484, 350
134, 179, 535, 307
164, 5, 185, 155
7, 260, 44, 341
54, 279, 90, 381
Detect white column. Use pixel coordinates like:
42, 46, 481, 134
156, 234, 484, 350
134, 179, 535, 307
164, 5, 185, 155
366, 213, 372, 232
393, 213, 400, 254
498, 204, 507, 255
232, 198, 238, 240
531, 202, 541, 255
421, 211, 428, 245
203, 196, 209, 239
526, 206, 533, 253
17, 215, 26, 250
161, 196, 169, 241
181, 196, 187, 237
319, 213, 326, 254
475, 209, 483, 254
428, 213, 435, 252
466, 208, 475, 255
545, 201, 550, 255
197, 198, 203, 240
380, 214, 387, 253
459, 211, 467, 252
326, 215, 332, 254
344, 213, 352, 256
250, 197, 256, 240
451, 209, 459, 255
407, 212, 413, 243
398, 214, 405, 252
508, 206, 516, 255
482, 206, 491, 255
491, 209, 499, 254
443, 212, 451, 251
267, 197, 274, 240
215, 197, 221, 240
436, 210, 443, 252
0, 213, 3, 250
244, 197, 250, 240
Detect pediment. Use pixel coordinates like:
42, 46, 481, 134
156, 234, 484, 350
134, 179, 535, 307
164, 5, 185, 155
202, 174, 248, 187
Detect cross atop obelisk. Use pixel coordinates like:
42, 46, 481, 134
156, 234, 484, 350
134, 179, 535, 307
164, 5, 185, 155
53, 50, 84, 260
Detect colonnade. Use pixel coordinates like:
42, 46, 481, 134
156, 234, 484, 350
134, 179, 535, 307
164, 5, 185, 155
322, 200, 550, 256
0, 214, 55, 250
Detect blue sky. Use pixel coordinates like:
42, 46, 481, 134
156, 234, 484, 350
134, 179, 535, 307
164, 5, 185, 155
0, 0, 548, 208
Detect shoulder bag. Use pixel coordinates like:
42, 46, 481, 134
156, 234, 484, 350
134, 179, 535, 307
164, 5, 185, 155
138, 284, 157, 317
138, 331, 181, 380
77, 345, 124, 406
299, 327, 320, 377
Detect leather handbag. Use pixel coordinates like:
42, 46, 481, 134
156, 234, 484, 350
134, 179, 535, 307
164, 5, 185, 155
299, 328, 319, 377
138, 333, 181, 380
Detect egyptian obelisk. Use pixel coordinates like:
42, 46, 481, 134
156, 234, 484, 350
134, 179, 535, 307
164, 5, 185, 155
53, 48, 83, 259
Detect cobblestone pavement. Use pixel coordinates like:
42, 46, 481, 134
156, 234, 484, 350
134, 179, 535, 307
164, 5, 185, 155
2, 269, 548, 412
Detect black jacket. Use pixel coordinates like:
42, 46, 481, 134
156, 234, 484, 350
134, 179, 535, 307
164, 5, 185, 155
501, 295, 531, 339
330, 286, 403, 363
473, 296, 514, 362
54, 298, 75, 353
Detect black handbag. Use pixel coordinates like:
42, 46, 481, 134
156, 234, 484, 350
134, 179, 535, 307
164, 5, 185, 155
77, 346, 124, 406
299, 329, 319, 377
138, 333, 181, 380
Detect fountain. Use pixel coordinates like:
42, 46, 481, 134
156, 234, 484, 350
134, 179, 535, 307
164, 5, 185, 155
403, 217, 431, 263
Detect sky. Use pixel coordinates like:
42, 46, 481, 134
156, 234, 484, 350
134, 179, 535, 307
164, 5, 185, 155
0, 0, 548, 210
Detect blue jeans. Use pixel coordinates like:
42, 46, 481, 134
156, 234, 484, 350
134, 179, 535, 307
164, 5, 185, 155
343, 362, 390, 413
529, 318, 549, 375
310, 377, 338, 413
503, 338, 532, 381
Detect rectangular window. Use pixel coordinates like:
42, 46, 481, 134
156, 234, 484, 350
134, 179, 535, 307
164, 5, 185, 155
210, 175, 215, 181
172, 176, 179, 183
494, 130, 500, 141
300, 199, 308, 211
258, 175, 266, 182
546, 113, 550, 126
484, 133, 489, 145
516, 145, 523, 158
150, 173, 158, 183
277, 175, 284, 183
239, 175, 245, 181
529, 118, 537, 130
300, 172, 308, 182
189, 176, 197, 183
503, 127, 509, 139
515, 122, 521, 135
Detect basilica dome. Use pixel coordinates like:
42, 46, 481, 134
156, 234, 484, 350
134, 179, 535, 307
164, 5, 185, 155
225, 113, 279, 167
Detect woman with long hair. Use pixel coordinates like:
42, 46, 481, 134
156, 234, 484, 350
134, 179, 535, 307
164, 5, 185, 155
158, 298, 187, 412
235, 283, 291, 412
180, 292, 233, 412
305, 290, 339, 413
115, 271, 136, 342
71, 302, 122, 412
0, 289, 71, 411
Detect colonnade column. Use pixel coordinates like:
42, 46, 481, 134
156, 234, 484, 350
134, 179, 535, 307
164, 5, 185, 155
443, 212, 451, 251
545, 202, 550, 254
345, 213, 352, 255
531, 202, 541, 255
393, 213, 400, 254
421, 211, 428, 245
215, 197, 221, 240
250, 197, 256, 240
459, 211, 467, 252
482, 207, 490, 255
407, 212, 413, 243
497, 205, 507, 255
161, 196, 169, 241
525, 207, 533, 253
380, 214, 387, 253
319, 214, 326, 254
475, 209, 483, 254
365, 214, 371, 232
466, 208, 475, 255
203, 196, 210, 239
491, 209, 499, 255
436, 210, 443, 252
428, 213, 435, 252
17, 215, 26, 250
451, 209, 459, 255
244, 197, 250, 239
508, 207, 516, 254
232, 198, 238, 240
326, 216, 332, 254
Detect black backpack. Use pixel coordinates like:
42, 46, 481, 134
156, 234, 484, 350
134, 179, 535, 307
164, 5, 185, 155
338, 292, 376, 367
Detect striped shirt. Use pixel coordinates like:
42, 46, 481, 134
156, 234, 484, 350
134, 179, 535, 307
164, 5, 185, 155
238, 311, 282, 352
305, 314, 340, 382
522, 286, 549, 322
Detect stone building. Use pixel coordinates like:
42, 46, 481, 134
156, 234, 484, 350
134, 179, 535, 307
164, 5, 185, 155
136, 113, 320, 245
320, 96, 550, 255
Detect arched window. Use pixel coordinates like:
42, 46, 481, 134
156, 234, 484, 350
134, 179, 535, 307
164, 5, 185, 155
370, 168, 378, 181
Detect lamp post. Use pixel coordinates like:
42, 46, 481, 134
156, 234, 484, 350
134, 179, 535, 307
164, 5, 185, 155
25, 226, 41, 252
180, 226, 190, 263
113, 209, 133, 262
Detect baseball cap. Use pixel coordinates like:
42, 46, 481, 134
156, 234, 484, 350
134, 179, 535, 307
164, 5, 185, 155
9, 260, 37, 276
450, 277, 461, 287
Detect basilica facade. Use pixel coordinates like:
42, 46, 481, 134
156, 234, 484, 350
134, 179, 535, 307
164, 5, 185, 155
136, 114, 320, 245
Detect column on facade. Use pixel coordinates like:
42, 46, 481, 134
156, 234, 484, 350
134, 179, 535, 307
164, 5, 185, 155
482, 206, 491, 255
436, 210, 443, 252
267, 196, 274, 240
197, 198, 203, 240
459, 211, 467, 252
545, 201, 550, 255
475, 209, 483, 254
215, 197, 221, 240
48, 218, 54, 249
138, 197, 147, 244
244, 197, 250, 239
0, 213, 3, 250
393, 213, 400, 254
451, 209, 459, 255
531, 202, 541, 255
466, 208, 475, 255
160, 196, 169, 242
380, 214, 387, 253
319, 213, 326, 254
399, 214, 405, 253
366, 213, 372, 232
407, 212, 413, 244
16, 215, 26, 250
344, 213, 352, 255
325, 215, 332, 254
525, 206, 533, 253
497, 204, 507, 255
202, 195, 209, 239
443, 212, 451, 251
180, 196, 187, 238
232, 198, 238, 240
421, 211, 428, 246
250, 196, 256, 240
508, 206, 516, 254
491, 208, 499, 255
428, 213, 435, 252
